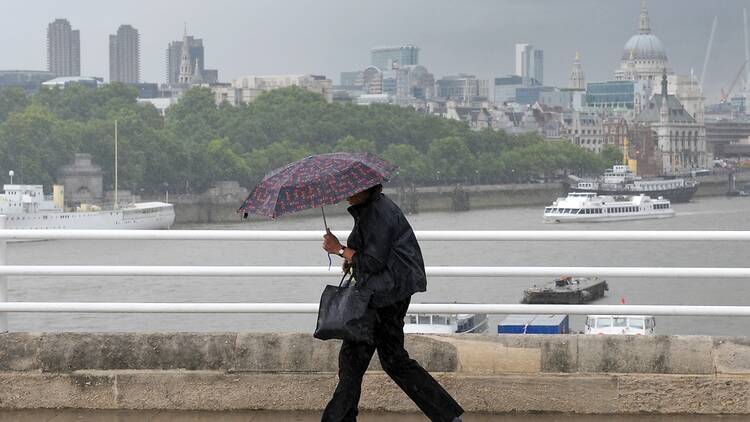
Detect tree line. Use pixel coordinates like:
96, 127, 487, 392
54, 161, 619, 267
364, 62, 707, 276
0, 84, 621, 194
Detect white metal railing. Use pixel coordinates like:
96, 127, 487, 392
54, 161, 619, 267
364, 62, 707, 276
1, 229, 749, 241
0, 222, 749, 332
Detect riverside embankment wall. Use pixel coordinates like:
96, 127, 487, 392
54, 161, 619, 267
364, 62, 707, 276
168, 172, 750, 224
3, 332, 750, 414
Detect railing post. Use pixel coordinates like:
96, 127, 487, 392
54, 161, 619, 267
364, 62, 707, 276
0, 216, 7, 332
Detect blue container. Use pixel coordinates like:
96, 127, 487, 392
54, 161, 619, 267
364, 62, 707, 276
498, 314, 569, 334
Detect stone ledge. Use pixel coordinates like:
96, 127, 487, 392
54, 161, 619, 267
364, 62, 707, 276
1, 371, 749, 414
0, 333, 745, 376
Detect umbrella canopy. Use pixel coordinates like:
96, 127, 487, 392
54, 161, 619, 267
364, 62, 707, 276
239, 152, 398, 218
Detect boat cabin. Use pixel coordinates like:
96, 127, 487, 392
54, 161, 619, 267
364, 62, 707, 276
584, 315, 655, 335
404, 313, 488, 334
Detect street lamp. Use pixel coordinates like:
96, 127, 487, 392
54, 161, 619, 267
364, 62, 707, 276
163, 182, 169, 203
436, 170, 441, 185
8, 170, 13, 184
475, 170, 479, 185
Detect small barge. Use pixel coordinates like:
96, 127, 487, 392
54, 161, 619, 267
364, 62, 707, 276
521, 276, 609, 304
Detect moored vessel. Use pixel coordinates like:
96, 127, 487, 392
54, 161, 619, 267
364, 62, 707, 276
0, 184, 174, 230
521, 276, 608, 304
568, 165, 698, 203
404, 312, 488, 334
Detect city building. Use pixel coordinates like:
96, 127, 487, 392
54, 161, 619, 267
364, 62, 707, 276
562, 109, 604, 152
515, 86, 554, 105
666, 73, 704, 124
493, 75, 526, 105
568, 52, 585, 90
47, 19, 80, 77
42, 76, 102, 89
435, 74, 489, 104
539, 88, 582, 110
371, 46, 419, 70
109, 25, 140, 83
515, 43, 544, 85
602, 116, 629, 148
586, 80, 651, 112
212, 74, 333, 105
626, 124, 661, 176
0, 70, 56, 93
633, 72, 708, 175
129, 82, 160, 99
166, 31, 218, 87
705, 120, 750, 157
613, 0, 670, 82
340, 71, 362, 87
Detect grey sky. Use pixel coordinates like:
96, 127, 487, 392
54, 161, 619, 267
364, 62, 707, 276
0, 0, 747, 102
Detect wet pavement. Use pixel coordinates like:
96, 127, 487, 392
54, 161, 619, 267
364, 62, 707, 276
0, 410, 747, 422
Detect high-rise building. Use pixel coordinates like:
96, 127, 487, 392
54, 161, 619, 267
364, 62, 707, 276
514, 43, 543, 84
166, 35, 204, 85
47, 19, 80, 77
371, 46, 419, 70
109, 25, 140, 83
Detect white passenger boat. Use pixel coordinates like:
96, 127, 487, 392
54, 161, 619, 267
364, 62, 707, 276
543, 192, 674, 223
0, 184, 174, 230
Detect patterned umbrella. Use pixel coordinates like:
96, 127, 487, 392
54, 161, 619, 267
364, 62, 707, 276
238, 152, 398, 219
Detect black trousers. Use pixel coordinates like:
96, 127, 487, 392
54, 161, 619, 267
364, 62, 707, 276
321, 297, 464, 422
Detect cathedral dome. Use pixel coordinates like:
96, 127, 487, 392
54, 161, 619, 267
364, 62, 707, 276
621, 33, 667, 61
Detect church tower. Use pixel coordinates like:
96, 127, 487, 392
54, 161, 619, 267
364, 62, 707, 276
568, 52, 585, 90
191, 58, 204, 85
178, 27, 192, 85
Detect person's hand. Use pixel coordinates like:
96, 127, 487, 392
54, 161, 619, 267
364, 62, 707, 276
342, 260, 352, 273
323, 228, 342, 254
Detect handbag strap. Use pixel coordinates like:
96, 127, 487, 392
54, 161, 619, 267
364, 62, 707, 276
338, 271, 354, 288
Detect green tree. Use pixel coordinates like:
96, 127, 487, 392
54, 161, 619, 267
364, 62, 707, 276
0, 88, 30, 123
332, 136, 376, 153
382, 143, 429, 183
426, 136, 476, 183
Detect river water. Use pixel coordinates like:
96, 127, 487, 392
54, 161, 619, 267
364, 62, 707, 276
5, 195, 749, 335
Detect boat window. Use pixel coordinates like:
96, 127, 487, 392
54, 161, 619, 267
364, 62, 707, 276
613, 317, 627, 327
432, 315, 447, 325
596, 318, 612, 328
646, 318, 655, 329
418, 315, 431, 324
405, 315, 417, 324
629, 319, 644, 329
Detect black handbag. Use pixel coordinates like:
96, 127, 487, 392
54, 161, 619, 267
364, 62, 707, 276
314, 272, 376, 344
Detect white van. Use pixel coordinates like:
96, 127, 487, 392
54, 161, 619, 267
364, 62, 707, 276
584, 315, 655, 335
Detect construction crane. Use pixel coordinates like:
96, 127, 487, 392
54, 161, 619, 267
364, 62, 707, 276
720, 61, 748, 103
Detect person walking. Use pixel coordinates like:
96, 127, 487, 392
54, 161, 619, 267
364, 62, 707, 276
321, 184, 464, 422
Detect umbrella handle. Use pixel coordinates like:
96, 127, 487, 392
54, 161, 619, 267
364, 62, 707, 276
321, 206, 329, 231
322, 206, 332, 271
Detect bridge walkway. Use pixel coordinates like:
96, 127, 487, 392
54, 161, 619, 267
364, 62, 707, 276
0, 410, 746, 421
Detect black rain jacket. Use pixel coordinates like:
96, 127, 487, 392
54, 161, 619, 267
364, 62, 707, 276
347, 192, 427, 308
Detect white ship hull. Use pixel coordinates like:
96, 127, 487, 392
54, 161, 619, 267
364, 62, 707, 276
2, 202, 175, 230
543, 211, 674, 223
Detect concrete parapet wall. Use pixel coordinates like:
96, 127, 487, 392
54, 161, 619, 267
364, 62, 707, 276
2, 332, 750, 414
